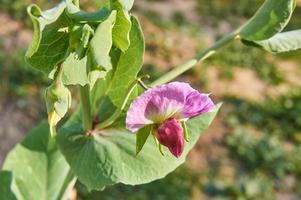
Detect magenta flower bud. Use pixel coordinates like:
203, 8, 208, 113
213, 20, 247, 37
156, 118, 184, 158
126, 82, 215, 158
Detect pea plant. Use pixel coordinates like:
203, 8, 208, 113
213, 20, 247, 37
0, 0, 300, 199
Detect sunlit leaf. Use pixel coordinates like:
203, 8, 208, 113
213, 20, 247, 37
26, 2, 73, 74
62, 53, 88, 86
0, 122, 73, 200
57, 104, 221, 191
90, 11, 116, 71
247, 30, 301, 53
95, 16, 144, 121
240, 0, 296, 41
111, 0, 135, 51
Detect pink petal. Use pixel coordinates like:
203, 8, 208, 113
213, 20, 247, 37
126, 82, 214, 133
156, 118, 184, 158
182, 91, 215, 118
126, 82, 189, 132
126, 92, 154, 132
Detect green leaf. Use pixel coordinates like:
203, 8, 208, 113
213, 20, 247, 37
0, 171, 18, 200
248, 30, 301, 53
62, 53, 88, 86
111, 0, 135, 51
0, 122, 73, 200
90, 11, 117, 71
57, 104, 221, 191
96, 16, 144, 121
66, 2, 111, 23
26, 2, 73, 74
88, 70, 107, 90
69, 24, 94, 59
240, 0, 296, 41
136, 125, 153, 155
115, 0, 134, 11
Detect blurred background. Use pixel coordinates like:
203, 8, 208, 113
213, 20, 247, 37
0, 0, 301, 199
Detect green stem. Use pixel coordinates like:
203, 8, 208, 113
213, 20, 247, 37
150, 31, 239, 87
97, 79, 138, 129
79, 85, 92, 132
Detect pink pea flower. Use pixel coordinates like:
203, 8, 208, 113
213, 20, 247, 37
126, 82, 214, 158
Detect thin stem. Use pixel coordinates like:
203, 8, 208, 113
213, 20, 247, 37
97, 80, 138, 129
79, 85, 92, 132
138, 79, 149, 90
54, 63, 64, 84
150, 31, 239, 87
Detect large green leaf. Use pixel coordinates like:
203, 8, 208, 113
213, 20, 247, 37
240, 0, 296, 41
252, 30, 301, 53
57, 104, 221, 191
111, 0, 135, 51
96, 16, 144, 121
0, 122, 73, 200
90, 11, 117, 71
26, 2, 73, 74
62, 53, 88, 86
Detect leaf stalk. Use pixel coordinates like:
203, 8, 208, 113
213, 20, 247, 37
79, 84, 92, 132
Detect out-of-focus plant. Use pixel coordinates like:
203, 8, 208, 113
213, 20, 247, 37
226, 130, 292, 178
0, 0, 300, 199
0, 45, 49, 99
225, 89, 301, 142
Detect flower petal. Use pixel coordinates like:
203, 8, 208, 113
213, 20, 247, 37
156, 118, 184, 158
182, 91, 215, 118
126, 82, 191, 132
126, 81, 214, 133
126, 92, 154, 132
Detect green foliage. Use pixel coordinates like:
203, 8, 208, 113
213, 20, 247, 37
0, 0, 55, 20
240, 0, 296, 41
225, 89, 301, 142
254, 30, 301, 53
226, 131, 292, 178
111, 0, 133, 51
0, 46, 49, 99
197, 0, 262, 27
239, 0, 301, 53
26, 2, 72, 74
0, 122, 73, 200
62, 53, 88, 86
0, 171, 17, 200
204, 175, 275, 200
1, 0, 301, 198
76, 166, 199, 200
94, 16, 145, 121
57, 104, 220, 190
90, 11, 116, 71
